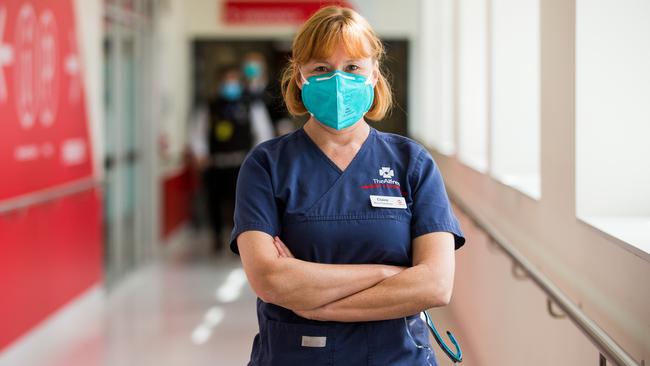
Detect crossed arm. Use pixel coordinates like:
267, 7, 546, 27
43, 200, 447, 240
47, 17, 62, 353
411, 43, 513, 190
236, 230, 456, 323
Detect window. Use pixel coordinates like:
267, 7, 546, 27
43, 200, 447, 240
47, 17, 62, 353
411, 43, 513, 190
417, 0, 455, 155
489, 0, 541, 199
457, 0, 488, 172
576, 0, 650, 252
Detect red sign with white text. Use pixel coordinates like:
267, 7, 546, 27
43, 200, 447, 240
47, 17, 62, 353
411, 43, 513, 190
0, 0, 93, 202
223, 0, 354, 25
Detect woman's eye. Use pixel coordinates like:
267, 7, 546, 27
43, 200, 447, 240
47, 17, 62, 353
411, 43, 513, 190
314, 66, 328, 72
347, 65, 360, 72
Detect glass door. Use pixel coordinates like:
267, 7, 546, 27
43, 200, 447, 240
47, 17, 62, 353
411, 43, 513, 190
102, 0, 153, 290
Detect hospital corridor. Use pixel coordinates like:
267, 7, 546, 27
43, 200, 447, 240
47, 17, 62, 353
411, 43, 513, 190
0, 1, 648, 366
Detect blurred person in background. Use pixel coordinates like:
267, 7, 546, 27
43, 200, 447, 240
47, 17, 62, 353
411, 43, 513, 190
242, 51, 295, 140
190, 65, 253, 252
241, 51, 276, 145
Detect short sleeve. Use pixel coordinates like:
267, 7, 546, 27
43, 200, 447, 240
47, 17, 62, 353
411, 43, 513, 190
229, 151, 280, 255
410, 149, 466, 250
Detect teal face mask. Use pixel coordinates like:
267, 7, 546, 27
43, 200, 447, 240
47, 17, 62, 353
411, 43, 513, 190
243, 61, 262, 79
220, 81, 242, 101
300, 70, 374, 130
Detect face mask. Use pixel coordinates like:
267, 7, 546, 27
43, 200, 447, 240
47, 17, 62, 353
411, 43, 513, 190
300, 70, 374, 130
243, 61, 262, 79
220, 81, 242, 101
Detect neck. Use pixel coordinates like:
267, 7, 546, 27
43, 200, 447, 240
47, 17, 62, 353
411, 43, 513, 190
304, 117, 369, 147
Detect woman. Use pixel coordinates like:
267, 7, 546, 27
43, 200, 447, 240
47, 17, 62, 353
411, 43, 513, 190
229, 6, 466, 366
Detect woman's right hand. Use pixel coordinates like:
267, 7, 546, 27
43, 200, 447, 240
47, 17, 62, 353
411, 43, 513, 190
382, 265, 407, 278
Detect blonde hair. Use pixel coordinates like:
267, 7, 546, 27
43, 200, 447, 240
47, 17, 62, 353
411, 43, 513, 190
281, 6, 393, 121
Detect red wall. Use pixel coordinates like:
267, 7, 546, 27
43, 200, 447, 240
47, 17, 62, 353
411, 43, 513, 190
0, 0, 102, 352
162, 166, 193, 240
0, 189, 103, 351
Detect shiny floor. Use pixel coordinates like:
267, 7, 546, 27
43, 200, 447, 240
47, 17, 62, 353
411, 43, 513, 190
0, 229, 460, 366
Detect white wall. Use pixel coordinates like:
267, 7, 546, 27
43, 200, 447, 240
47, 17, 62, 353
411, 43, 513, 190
152, 0, 191, 175
576, 0, 650, 217
183, 0, 421, 39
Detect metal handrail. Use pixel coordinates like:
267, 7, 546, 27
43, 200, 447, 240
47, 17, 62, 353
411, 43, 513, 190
0, 178, 100, 215
447, 190, 642, 366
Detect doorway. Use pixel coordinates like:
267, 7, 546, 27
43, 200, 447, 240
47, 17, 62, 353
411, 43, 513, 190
102, 0, 156, 290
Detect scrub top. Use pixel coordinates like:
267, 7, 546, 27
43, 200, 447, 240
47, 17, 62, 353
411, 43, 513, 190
230, 126, 466, 366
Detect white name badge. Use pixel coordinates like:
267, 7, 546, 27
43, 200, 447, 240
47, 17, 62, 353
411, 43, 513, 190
301, 336, 327, 348
369, 195, 407, 209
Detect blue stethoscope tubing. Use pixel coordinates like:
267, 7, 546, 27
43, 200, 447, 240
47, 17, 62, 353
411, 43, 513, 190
422, 310, 463, 363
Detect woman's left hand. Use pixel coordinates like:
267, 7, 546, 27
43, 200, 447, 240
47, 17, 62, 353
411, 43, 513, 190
273, 236, 295, 258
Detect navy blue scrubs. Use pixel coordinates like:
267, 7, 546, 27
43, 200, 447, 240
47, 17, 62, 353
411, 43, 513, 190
230, 126, 466, 366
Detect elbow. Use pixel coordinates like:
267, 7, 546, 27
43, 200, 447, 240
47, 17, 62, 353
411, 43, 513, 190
423, 281, 453, 308
246, 262, 318, 310
421, 264, 454, 308
245, 268, 282, 304
264, 274, 322, 310
252, 272, 284, 305
255, 285, 275, 304
255, 271, 306, 309
435, 288, 453, 307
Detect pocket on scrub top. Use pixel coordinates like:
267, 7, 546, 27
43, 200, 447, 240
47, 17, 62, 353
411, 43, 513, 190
260, 319, 333, 366
405, 315, 438, 365
405, 315, 429, 348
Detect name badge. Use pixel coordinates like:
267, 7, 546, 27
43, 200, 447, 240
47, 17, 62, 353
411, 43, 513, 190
301, 336, 327, 348
369, 195, 407, 209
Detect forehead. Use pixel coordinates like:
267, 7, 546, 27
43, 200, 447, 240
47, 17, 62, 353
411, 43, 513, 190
309, 42, 372, 64
223, 70, 240, 79
298, 25, 374, 64
244, 52, 265, 62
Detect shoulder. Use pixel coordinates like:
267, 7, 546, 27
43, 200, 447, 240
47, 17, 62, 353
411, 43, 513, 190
371, 129, 443, 187
244, 128, 303, 167
374, 128, 427, 152
372, 128, 431, 166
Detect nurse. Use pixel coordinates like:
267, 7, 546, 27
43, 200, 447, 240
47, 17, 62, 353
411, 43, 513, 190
230, 6, 466, 366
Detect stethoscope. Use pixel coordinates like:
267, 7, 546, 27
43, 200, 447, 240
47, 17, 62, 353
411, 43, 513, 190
422, 310, 463, 364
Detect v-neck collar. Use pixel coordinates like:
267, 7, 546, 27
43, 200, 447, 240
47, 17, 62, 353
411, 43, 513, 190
299, 125, 375, 175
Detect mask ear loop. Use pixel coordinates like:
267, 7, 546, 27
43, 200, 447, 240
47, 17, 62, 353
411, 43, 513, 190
363, 65, 376, 114
299, 69, 310, 85
298, 69, 314, 117
366, 59, 380, 85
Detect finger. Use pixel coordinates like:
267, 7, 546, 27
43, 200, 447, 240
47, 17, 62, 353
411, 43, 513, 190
273, 237, 286, 255
276, 239, 295, 258
272, 239, 287, 257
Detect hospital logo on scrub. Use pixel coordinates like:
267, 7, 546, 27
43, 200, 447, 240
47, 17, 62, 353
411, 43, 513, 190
372, 166, 400, 186
361, 166, 403, 194
379, 166, 394, 178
